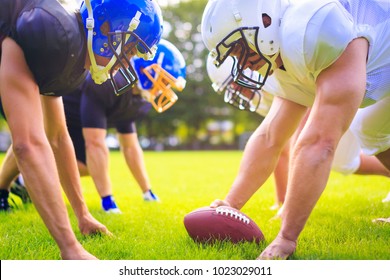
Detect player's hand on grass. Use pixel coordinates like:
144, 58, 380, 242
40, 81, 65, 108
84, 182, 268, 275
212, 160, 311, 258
78, 213, 112, 236
61, 244, 99, 260
210, 199, 231, 208
257, 234, 296, 260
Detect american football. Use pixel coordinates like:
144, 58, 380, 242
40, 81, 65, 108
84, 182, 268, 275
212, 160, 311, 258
183, 206, 265, 244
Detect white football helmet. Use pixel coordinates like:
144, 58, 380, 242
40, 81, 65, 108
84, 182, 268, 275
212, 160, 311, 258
206, 53, 261, 113
201, 0, 288, 89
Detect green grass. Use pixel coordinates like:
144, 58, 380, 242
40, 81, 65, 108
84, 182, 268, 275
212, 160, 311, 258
0, 150, 389, 260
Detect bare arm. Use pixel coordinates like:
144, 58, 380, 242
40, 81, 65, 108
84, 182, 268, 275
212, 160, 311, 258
41, 96, 110, 235
218, 96, 307, 210
0, 37, 95, 259
260, 38, 369, 260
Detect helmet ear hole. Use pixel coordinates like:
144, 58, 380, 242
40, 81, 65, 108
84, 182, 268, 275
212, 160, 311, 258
262, 14, 271, 28
100, 21, 110, 36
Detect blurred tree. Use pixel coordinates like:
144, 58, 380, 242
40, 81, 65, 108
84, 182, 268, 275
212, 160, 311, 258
137, 0, 263, 150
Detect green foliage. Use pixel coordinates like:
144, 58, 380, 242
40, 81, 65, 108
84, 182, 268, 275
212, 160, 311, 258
0, 151, 390, 260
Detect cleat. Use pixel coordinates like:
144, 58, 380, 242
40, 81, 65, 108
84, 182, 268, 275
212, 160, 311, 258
143, 189, 159, 202
102, 195, 122, 214
382, 192, 390, 203
104, 207, 122, 214
10, 180, 31, 204
0, 190, 10, 212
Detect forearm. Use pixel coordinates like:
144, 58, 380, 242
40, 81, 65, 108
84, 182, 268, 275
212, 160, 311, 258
278, 37, 370, 242
226, 97, 306, 210
280, 141, 334, 241
225, 130, 284, 209
50, 134, 89, 218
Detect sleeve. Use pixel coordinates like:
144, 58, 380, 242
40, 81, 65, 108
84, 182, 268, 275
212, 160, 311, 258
303, 2, 356, 80
15, 8, 68, 87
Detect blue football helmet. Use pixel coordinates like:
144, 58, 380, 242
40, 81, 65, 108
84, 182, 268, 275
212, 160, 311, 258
80, 0, 163, 95
133, 39, 186, 113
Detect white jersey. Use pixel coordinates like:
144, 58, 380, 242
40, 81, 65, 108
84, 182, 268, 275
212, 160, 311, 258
270, 0, 390, 108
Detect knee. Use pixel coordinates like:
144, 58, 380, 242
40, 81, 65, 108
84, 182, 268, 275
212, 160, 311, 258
85, 137, 107, 152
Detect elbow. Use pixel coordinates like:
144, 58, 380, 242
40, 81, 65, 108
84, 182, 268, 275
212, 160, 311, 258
12, 142, 34, 161
294, 135, 338, 166
12, 138, 47, 162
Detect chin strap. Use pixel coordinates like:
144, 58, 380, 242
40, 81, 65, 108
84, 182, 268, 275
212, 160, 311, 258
85, 0, 107, 84
84, 0, 142, 84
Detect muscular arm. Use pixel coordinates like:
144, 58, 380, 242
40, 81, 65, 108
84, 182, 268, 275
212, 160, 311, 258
0, 37, 96, 258
118, 132, 152, 193
259, 38, 369, 260
279, 38, 368, 241
223, 96, 307, 210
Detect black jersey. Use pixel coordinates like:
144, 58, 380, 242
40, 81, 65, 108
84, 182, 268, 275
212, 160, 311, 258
0, 0, 87, 96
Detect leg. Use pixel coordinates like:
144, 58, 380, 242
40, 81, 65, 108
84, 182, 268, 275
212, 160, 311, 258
375, 148, 390, 172
83, 127, 112, 198
118, 132, 157, 201
0, 145, 20, 191
0, 145, 31, 204
351, 97, 390, 173
82, 127, 121, 212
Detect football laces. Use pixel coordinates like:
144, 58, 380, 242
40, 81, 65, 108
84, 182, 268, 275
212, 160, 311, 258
216, 207, 250, 224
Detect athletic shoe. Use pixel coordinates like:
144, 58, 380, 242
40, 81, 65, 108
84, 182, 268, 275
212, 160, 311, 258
143, 189, 159, 202
270, 204, 284, 221
10, 180, 31, 204
101, 195, 122, 214
382, 192, 390, 203
0, 190, 10, 212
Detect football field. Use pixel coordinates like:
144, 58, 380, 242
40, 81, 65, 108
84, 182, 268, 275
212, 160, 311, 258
0, 150, 389, 260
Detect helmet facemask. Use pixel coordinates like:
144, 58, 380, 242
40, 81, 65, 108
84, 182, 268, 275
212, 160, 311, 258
140, 63, 185, 113
211, 27, 274, 91
223, 83, 261, 113
107, 31, 155, 96
207, 52, 261, 113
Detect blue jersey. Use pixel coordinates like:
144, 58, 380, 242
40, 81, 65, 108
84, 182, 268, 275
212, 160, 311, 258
0, 0, 87, 95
